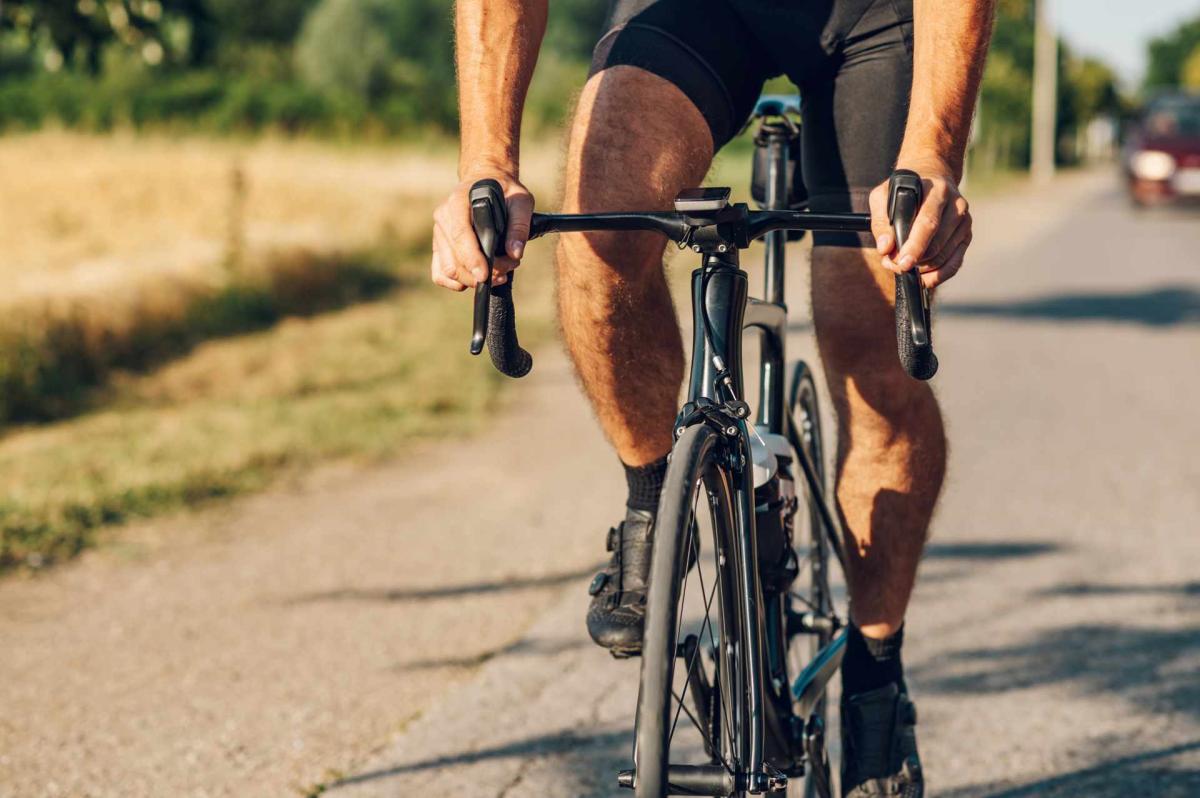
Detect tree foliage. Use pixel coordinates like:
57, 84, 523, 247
294, 0, 454, 126
1145, 14, 1200, 90
974, 0, 1122, 172
1183, 45, 1200, 91
0, 0, 217, 72
0, 0, 1133, 149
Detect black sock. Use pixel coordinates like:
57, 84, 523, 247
841, 623, 904, 698
623, 457, 669, 512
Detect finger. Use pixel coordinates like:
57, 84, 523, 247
895, 183, 946, 272
922, 216, 972, 270
491, 255, 521, 286
444, 210, 491, 285
505, 191, 534, 260
868, 183, 893, 256
431, 235, 466, 291
922, 195, 969, 265
919, 236, 969, 289
434, 223, 479, 287
493, 255, 520, 276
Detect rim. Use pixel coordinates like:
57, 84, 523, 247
665, 461, 743, 780
788, 369, 840, 798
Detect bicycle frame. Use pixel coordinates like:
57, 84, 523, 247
676, 115, 849, 793
465, 102, 926, 795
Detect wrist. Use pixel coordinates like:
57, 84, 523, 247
895, 149, 962, 183
459, 149, 520, 182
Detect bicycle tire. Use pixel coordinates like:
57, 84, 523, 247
635, 423, 749, 798
787, 361, 839, 798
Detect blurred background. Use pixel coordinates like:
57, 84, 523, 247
0, 2, 1197, 797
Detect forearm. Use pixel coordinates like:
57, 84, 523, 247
454, 0, 548, 176
898, 0, 996, 180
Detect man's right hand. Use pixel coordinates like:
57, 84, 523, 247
431, 170, 534, 292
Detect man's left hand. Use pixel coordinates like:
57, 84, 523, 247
868, 162, 973, 289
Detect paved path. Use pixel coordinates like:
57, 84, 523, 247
3, 170, 1199, 797
334, 170, 1200, 797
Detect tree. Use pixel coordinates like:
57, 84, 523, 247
294, 0, 455, 126
1182, 44, 1200, 91
205, 0, 318, 46
0, 0, 216, 72
543, 0, 608, 62
1145, 15, 1200, 90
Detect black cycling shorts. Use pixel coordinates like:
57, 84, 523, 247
591, 0, 914, 247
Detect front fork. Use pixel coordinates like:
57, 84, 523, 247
678, 255, 772, 793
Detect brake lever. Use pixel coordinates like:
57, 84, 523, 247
469, 181, 506, 356
887, 170, 938, 380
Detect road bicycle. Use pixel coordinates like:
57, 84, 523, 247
464, 96, 937, 798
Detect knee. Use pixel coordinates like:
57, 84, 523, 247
555, 177, 669, 280
557, 67, 711, 282
818, 314, 944, 442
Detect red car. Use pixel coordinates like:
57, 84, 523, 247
1124, 94, 1200, 206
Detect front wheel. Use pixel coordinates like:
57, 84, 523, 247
787, 361, 840, 798
634, 424, 750, 798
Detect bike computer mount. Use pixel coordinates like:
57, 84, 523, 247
672, 187, 754, 254
675, 187, 731, 213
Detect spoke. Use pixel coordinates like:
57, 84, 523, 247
704, 495, 738, 769
667, 484, 702, 744
672, 688, 705, 737
676, 542, 721, 743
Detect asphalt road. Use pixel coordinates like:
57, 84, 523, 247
2, 169, 1198, 797
334, 169, 1200, 798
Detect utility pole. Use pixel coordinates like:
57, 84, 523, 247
1031, 0, 1058, 183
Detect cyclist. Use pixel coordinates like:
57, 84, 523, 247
432, 1, 993, 794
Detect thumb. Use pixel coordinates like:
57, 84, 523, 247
505, 190, 534, 260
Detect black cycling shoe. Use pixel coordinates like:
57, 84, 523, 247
841, 682, 924, 798
586, 508, 699, 657
586, 507, 656, 657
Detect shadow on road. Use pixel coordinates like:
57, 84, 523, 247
912, 623, 1200, 722
940, 740, 1200, 797
1038, 581, 1200, 599
284, 565, 598, 605
327, 728, 633, 792
915, 619, 1200, 794
938, 285, 1200, 327
923, 541, 1061, 560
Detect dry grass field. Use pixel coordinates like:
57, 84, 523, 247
0, 131, 564, 570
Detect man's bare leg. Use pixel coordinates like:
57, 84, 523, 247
811, 246, 947, 640
557, 66, 713, 466
557, 66, 713, 652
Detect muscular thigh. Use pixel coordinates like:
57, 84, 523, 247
795, 0, 914, 393
562, 0, 779, 270
560, 67, 713, 272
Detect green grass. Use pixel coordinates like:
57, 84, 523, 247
0, 247, 556, 572
0, 246, 404, 426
